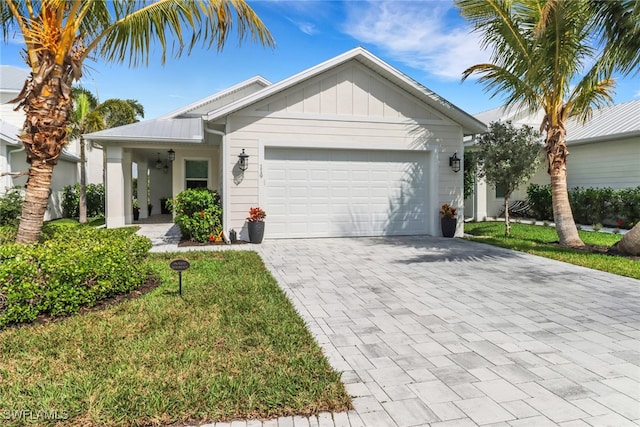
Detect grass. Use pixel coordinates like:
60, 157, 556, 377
0, 251, 351, 426
464, 222, 639, 280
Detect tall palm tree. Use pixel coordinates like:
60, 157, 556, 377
68, 90, 144, 224
457, 0, 639, 247
1, 0, 274, 243
68, 89, 105, 224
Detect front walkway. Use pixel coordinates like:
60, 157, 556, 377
137, 225, 640, 426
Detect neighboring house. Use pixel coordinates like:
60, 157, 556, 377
85, 47, 486, 240
0, 65, 85, 219
466, 100, 640, 219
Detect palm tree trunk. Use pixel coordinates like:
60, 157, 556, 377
546, 124, 584, 248
16, 159, 54, 243
79, 137, 87, 224
613, 223, 640, 256
13, 61, 72, 243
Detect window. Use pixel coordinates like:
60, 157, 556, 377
495, 184, 507, 198
185, 160, 208, 189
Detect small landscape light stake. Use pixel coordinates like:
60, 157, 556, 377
169, 259, 190, 296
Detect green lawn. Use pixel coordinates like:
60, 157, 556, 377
464, 222, 639, 280
0, 251, 351, 426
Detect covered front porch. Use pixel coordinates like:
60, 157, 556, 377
103, 142, 223, 228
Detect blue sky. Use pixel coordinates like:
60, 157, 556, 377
1, 0, 639, 120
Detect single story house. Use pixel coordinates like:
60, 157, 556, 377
85, 47, 486, 240
0, 65, 84, 219
466, 100, 640, 220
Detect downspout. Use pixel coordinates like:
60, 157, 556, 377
203, 121, 229, 243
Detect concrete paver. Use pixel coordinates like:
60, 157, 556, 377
138, 224, 640, 427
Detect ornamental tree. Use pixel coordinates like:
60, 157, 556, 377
475, 121, 542, 236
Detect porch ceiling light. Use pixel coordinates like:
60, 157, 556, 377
238, 149, 249, 171
167, 149, 175, 162
449, 152, 461, 173
155, 152, 163, 169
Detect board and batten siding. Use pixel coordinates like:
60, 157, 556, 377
224, 60, 466, 238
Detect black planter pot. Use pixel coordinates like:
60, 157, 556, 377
248, 221, 265, 244
133, 209, 140, 221
441, 217, 457, 238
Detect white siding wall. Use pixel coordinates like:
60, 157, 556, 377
224, 62, 465, 238
567, 137, 640, 189
482, 136, 640, 218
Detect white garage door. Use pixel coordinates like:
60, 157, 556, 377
264, 147, 430, 238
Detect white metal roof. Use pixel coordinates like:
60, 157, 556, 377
565, 100, 640, 143
205, 47, 488, 136
474, 100, 640, 144
0, 119, 21, 145
158, 76, 271, 119
84, 117, 202, 142
86, 47, 487, 143
0, 66, 29, 92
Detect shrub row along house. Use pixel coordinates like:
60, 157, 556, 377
84, 48, 487, 241
465, 100, 640, 221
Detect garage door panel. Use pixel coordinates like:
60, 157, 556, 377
265, 147, 429, 238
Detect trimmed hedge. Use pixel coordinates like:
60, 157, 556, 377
526, 184, 640, 227
0, 225, 151, 327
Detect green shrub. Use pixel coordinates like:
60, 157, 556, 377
0, 225, 17, 244
167, 188, 223, 242
569, 187, 615, 225
0, 226, 151, 327
618, 186, 640, 228
526, 184, 553, 221
0, 187, 24, 226
526, 184, 639, 227
62, 183, 105, 218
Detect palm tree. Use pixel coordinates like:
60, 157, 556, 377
457, 0, 639, 248
68, 89, 105, 223
1, 0, 274, 243
69, 90, 144, 223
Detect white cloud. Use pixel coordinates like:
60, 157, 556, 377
635, 89, 640, 98
287, 18, 318, 36
342, 0, 489, 80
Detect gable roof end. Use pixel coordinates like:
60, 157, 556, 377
204, 47, 487, 136
159, 76, 272, 119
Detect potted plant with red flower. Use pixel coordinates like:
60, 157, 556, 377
246, 207, 266, 243
440, 204, 457, 238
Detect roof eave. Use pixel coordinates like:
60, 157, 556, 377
83, 135, 203, 144
569, 130, 640, 146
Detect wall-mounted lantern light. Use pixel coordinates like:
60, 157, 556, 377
238, 149, 249, 171
167, 149, 175, 162
449, 153, 461, 173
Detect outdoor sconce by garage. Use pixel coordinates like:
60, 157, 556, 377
238, 149, 249, 171
167, 149, 175, 162
449, 152, 461, 173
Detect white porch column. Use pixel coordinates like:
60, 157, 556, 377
123, 150, 133, 224
105, 145, 125, 228
475, 175, 488, 221
137, 161, 149, 219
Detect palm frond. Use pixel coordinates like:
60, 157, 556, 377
83, 0, 274, 67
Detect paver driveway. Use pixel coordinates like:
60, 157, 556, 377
255, 236, 640, 427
